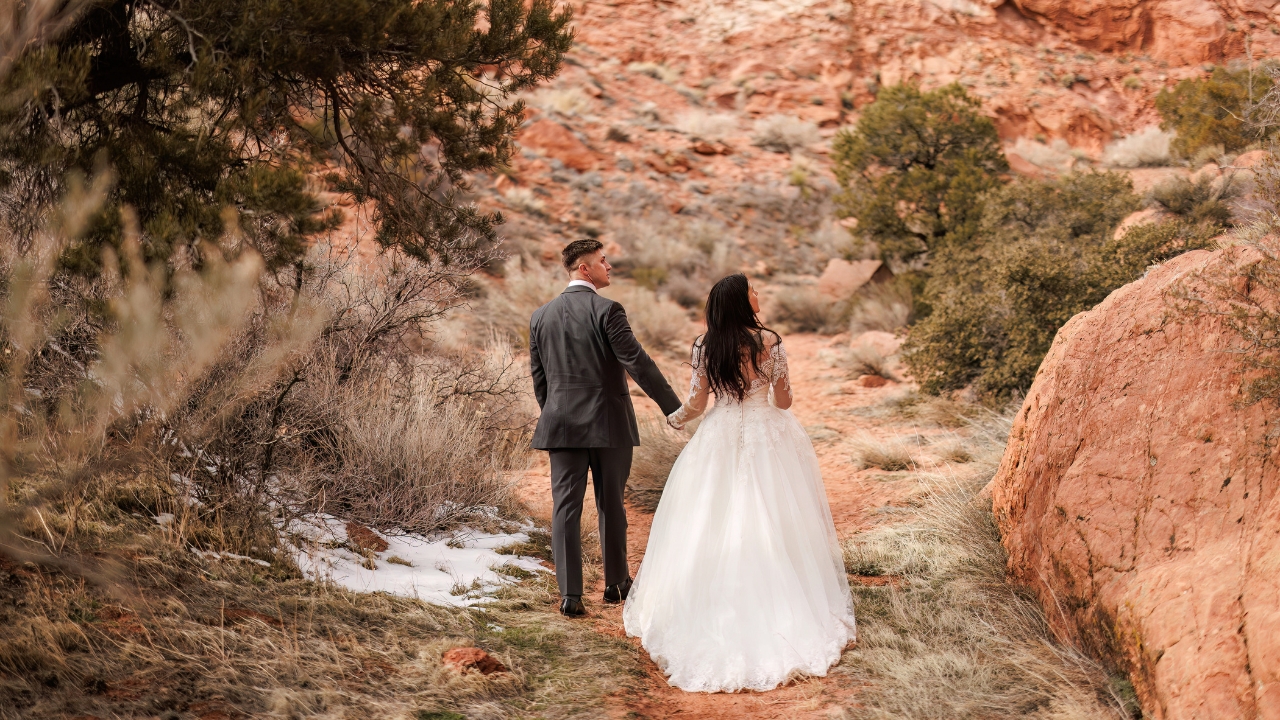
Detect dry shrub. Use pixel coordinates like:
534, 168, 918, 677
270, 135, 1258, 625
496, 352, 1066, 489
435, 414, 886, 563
480, 256, 564, 347
751, 114, 820, 153
524, 85, 593, 116
599, 283, 690, 353
849, 280, 913, 334
674, 111, 738, 140
626, 415, 692, 512
300, 348, 531, 534
1010, 137, 1086, 173
838, 413, 1128, 719
850, 433, 917, 471
769, 285, 846, 334
1103, 126, 1174, 168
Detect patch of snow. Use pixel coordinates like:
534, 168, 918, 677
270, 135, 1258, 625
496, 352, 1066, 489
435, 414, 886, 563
283, 514, 546, 606
153, 512, 175, 526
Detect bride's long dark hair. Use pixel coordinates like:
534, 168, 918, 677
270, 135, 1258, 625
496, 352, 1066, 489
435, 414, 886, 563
699, 273, 778, 402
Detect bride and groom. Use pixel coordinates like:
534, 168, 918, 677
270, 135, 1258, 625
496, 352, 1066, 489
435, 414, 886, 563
528, 239, 856, 693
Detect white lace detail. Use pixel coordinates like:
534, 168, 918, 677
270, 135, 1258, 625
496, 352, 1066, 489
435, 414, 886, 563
765, 341, 790, 395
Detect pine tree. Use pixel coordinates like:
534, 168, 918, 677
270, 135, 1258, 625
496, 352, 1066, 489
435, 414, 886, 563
0, 0, 574, 274
832, 83, 1007, 278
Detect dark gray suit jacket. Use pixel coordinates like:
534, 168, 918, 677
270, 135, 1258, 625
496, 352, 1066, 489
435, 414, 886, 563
529, 286, 682, 449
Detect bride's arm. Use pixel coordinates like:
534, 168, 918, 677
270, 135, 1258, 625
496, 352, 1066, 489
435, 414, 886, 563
768, 339, 793, 410
666, 343, 710, 429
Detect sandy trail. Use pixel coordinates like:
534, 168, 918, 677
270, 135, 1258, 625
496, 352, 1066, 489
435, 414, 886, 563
516, 332, 922, 718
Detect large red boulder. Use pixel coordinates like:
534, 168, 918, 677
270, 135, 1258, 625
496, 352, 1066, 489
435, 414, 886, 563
990, 241, 1280, 719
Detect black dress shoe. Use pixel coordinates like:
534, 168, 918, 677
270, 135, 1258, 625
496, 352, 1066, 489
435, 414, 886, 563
560, 597, 586, 617
603, 576, 632, 604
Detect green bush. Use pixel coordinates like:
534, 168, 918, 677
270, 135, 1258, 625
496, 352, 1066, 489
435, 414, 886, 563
904, 172, 1218, 399
1155, 66, 1274, 159
832, 84, 1008, 274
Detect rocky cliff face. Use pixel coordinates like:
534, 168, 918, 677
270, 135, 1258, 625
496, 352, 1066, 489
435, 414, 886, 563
431, 0, 1272, 276
990, 242, 1280, 720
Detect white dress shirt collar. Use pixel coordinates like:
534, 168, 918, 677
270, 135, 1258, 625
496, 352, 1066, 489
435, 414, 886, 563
567, 279, 597, 292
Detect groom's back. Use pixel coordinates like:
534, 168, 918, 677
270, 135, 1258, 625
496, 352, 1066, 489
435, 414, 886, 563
529, 287, 640, 449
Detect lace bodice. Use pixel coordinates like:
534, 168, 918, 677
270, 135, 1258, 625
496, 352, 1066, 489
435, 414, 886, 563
667, 338, 791, 429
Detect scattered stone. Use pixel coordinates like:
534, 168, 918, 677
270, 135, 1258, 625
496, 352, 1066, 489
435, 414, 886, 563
443, 647, 508, 675
856, 374, 888, 388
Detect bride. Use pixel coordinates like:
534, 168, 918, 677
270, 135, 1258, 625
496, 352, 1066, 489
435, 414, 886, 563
622, 273, 856, 693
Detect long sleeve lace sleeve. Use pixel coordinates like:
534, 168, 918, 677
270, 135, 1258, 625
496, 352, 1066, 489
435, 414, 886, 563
667, 343, 711, 429
767, 341, 792, 410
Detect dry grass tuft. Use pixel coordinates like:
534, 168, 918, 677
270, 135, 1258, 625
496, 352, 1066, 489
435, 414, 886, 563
838, 413, 1129, 720
850, 433, 918, 471
626, 415, 693, 512
851, 388, 983, 429
845, 342, 898, 380
1103, 127, 1174, 168
674, 111, 739, 140
751, 114, 820, 153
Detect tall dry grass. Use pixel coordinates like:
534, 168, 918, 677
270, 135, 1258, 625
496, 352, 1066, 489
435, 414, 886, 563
838, 412, 1132, 719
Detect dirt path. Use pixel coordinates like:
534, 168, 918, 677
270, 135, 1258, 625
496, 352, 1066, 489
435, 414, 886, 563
516, 332, 926, 718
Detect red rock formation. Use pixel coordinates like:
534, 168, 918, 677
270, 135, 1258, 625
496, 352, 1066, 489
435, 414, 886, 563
517, 119, 602, 172
1011, 0, 1246, 64
991, 242, 1280, 719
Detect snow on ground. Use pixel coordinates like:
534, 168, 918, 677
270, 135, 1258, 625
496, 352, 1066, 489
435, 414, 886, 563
284, 514, 547, 606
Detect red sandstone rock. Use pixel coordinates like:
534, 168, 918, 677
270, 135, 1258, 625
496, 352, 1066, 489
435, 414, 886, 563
1234, 149, 1271, 168
518, 119, 599, 172
990, 241, 1280, 719
817, 258, 893, 301
442, 647, 508, 675
1113, 207, 1171, 240
856, 374, 889, 388
1012, 0, 1233, 64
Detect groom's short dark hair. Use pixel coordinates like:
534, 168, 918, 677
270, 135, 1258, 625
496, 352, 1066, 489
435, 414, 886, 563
562, 239, 604, 271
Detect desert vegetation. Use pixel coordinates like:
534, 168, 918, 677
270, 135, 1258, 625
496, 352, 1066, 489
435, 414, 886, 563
6, 0, 1280, 716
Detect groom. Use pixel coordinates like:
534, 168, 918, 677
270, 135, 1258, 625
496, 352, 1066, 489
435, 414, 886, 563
529, 239, 683, 617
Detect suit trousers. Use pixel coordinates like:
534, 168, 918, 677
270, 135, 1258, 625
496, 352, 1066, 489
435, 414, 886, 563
548, 446, 633, 599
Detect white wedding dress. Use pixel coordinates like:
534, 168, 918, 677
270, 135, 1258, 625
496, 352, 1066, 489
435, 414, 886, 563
623, 338, 856, 693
